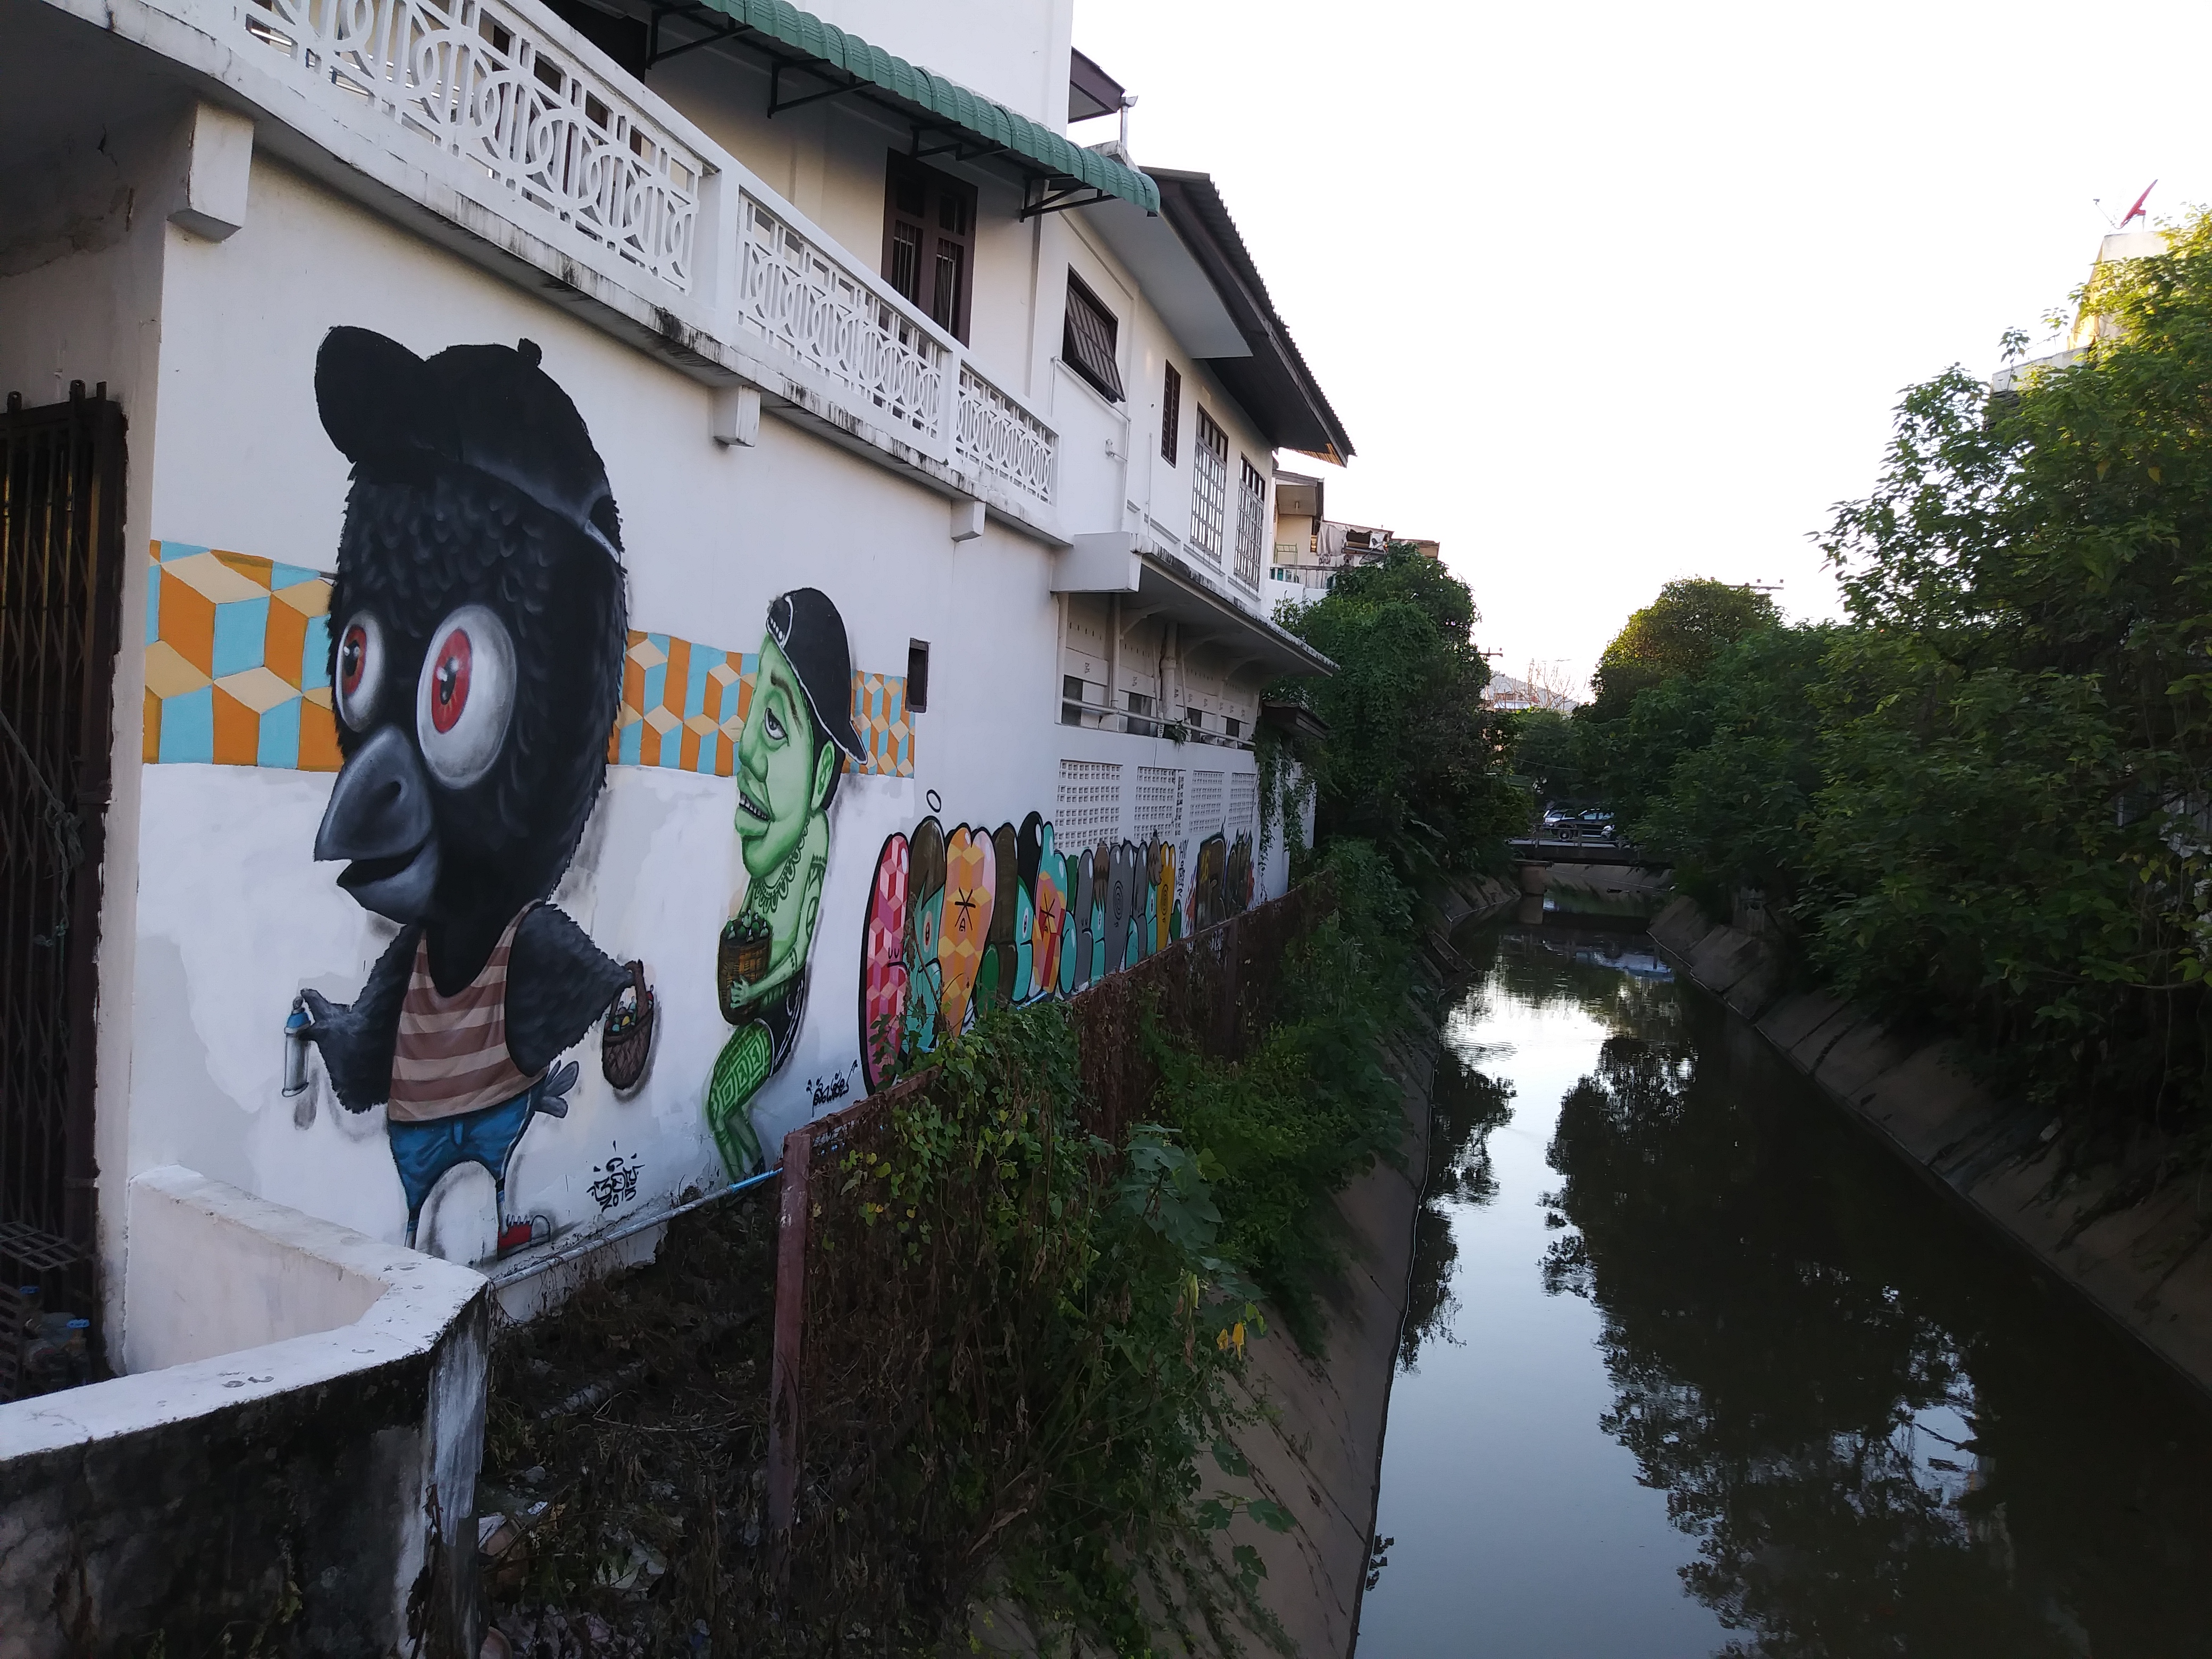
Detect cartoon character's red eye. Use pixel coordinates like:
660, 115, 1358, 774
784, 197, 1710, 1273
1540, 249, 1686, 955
414, 604, 514, 787
334, 613, 384, 732
429, 629, 472, 733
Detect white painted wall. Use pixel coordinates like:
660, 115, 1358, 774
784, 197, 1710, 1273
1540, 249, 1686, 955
121, 1166, 388, 1372
98, 148, 1286, 1307
809, 0, 1075, 128
4, 4, 1311, 1368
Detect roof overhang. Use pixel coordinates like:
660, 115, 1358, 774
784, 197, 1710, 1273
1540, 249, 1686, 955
1140, 170, 1354, 465
1068, 49, 1125, 124
1051, 534, 1335, 679
652, 0, 1159, 213
1078, 191, 1249, 358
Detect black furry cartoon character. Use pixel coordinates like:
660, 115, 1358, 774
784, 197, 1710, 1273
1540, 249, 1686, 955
297, 327, 654, 1258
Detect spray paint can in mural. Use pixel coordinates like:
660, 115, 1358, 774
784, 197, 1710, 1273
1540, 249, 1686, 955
291, 327, 656, 1260
705, 589, 862, 1178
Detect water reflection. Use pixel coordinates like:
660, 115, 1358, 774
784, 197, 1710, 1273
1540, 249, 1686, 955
1368, 922, 2212, 1658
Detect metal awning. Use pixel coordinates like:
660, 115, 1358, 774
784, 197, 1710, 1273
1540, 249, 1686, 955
652, 0, 1160, 214
1052, 535, 1335, 678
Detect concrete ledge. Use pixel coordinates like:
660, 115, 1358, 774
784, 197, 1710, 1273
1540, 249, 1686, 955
1, 1169, 489, 1656
1653, 910, 2212, 1402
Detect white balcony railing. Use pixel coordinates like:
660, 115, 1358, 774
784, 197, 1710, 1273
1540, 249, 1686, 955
240, 0, 701, 292
154, 0, 1059, 525
734, 191, 949, 447
955, 363, 1055, 505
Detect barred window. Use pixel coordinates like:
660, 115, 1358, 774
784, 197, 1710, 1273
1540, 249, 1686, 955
1134, 766, 1183, 838
1062, 275, 1124, 401
1189, 768, 1225, 835
1234, 456, 1267, 589
1160, 362, 1182, 465
1190, 410, 1228, 563
1057, 759, 1124, 844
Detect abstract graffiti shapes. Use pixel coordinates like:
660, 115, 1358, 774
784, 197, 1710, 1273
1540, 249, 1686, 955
295, 328, 656, 1259
705, 589, 864, 1178
858, 808, 1260, 1094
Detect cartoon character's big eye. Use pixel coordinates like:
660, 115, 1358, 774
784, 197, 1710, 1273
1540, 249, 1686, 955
415, 605, 515, 787
334, 612, 385, 732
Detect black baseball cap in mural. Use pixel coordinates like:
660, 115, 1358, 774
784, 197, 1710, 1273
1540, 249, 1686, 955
315, 326, 624, 559
767, 588, 864, 761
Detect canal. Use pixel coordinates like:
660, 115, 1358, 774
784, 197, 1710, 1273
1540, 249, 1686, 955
1356, 916, 2212, 1657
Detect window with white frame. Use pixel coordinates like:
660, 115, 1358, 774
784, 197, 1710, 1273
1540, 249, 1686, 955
1189, 409, 1228, 564
1057, 759, 1124, 844
1234, 456, 1267, 589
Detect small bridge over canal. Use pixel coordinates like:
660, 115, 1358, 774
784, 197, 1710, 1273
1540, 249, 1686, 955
1506, 836, 1673, 869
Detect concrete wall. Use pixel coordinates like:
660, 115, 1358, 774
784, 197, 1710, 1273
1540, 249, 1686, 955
121, 1168, 388, 1373
2, 137, 1284, 1364
1650, 896, 2212, 1402
0, 1169, 488, 1658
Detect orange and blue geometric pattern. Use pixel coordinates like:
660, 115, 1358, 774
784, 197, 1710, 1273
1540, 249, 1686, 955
142, 541, 341, 769
612, 631, 912, 780
142, 543, 915, 780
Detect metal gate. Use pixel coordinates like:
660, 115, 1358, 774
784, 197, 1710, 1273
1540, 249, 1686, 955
0, 383, 125, 1400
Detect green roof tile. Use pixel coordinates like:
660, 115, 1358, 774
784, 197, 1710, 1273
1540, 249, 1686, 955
696, 0, 1159, 214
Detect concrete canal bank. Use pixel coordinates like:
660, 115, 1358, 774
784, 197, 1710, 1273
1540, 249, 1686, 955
1650, 896, 2212, 1402
1196, 873, 1520, 1657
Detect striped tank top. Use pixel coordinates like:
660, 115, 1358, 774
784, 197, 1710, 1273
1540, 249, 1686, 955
387, 908, 545, 1123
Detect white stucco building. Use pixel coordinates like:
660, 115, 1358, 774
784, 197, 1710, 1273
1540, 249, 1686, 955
0, 0, 1350, 1448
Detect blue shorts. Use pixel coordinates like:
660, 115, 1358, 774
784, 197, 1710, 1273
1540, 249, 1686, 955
388, 1084, 537, 1221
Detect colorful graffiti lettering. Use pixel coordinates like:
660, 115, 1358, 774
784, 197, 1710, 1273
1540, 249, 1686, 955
292, 328, 653, 1261
858, 806, 1257, 1093
706, 589, 864, 1178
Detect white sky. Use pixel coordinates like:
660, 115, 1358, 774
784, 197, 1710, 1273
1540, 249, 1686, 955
1070, 0, 2212, 693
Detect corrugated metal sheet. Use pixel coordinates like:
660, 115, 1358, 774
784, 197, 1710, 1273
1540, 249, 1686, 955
694, 0, 1160, 214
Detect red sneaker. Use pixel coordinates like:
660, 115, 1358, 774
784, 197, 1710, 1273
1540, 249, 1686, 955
497, 1214, 551, 1255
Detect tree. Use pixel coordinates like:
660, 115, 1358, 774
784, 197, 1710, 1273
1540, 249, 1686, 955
1509, 707, 1583, 802
1586, 578, 1780, 721
1277, 546, 1526, 879
1805, 210, 2212, 1159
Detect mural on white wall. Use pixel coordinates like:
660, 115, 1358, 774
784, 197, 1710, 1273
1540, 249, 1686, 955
291, 327, 656, 1256
704, 589, 862, 1178
856, 809, 1257, 1096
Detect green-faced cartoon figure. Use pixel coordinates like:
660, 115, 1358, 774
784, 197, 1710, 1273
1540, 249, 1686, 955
706, 589, 861, 1175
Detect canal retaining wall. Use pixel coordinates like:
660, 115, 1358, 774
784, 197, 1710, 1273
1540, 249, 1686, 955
1203, 873, 1519, 1657
1650, 896, 2212, 1402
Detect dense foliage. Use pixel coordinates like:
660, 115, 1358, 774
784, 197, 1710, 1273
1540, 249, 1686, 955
1586, 577, 1779, 719
1563, 210, 2212, 1176
1275, 546, 1526, 883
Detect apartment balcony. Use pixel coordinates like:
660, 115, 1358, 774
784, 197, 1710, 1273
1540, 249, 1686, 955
47, 0, 1060, 534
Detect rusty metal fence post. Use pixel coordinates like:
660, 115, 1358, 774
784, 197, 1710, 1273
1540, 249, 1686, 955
764, 1124, 812, 1594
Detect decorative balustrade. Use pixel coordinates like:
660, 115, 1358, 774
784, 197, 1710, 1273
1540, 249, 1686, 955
954, 364, 1055, 506
182, 0, 1057, 520
236, 0, 700, 293
733, 192, 949, 447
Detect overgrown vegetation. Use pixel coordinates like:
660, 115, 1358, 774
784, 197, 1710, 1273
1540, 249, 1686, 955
1274, 544, 1526, 886
486, 538, 1532, 1655
486, 846, 1422, 1656
1553, 208, 2212, 1185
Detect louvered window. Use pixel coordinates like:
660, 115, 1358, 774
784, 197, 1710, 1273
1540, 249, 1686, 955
1190, 409, 1228, 563
1160, 362, 1182, 464
1062, 275, 1124, 401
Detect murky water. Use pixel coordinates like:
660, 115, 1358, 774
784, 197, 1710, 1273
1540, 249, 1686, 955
1357, 919, 2212, 1658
